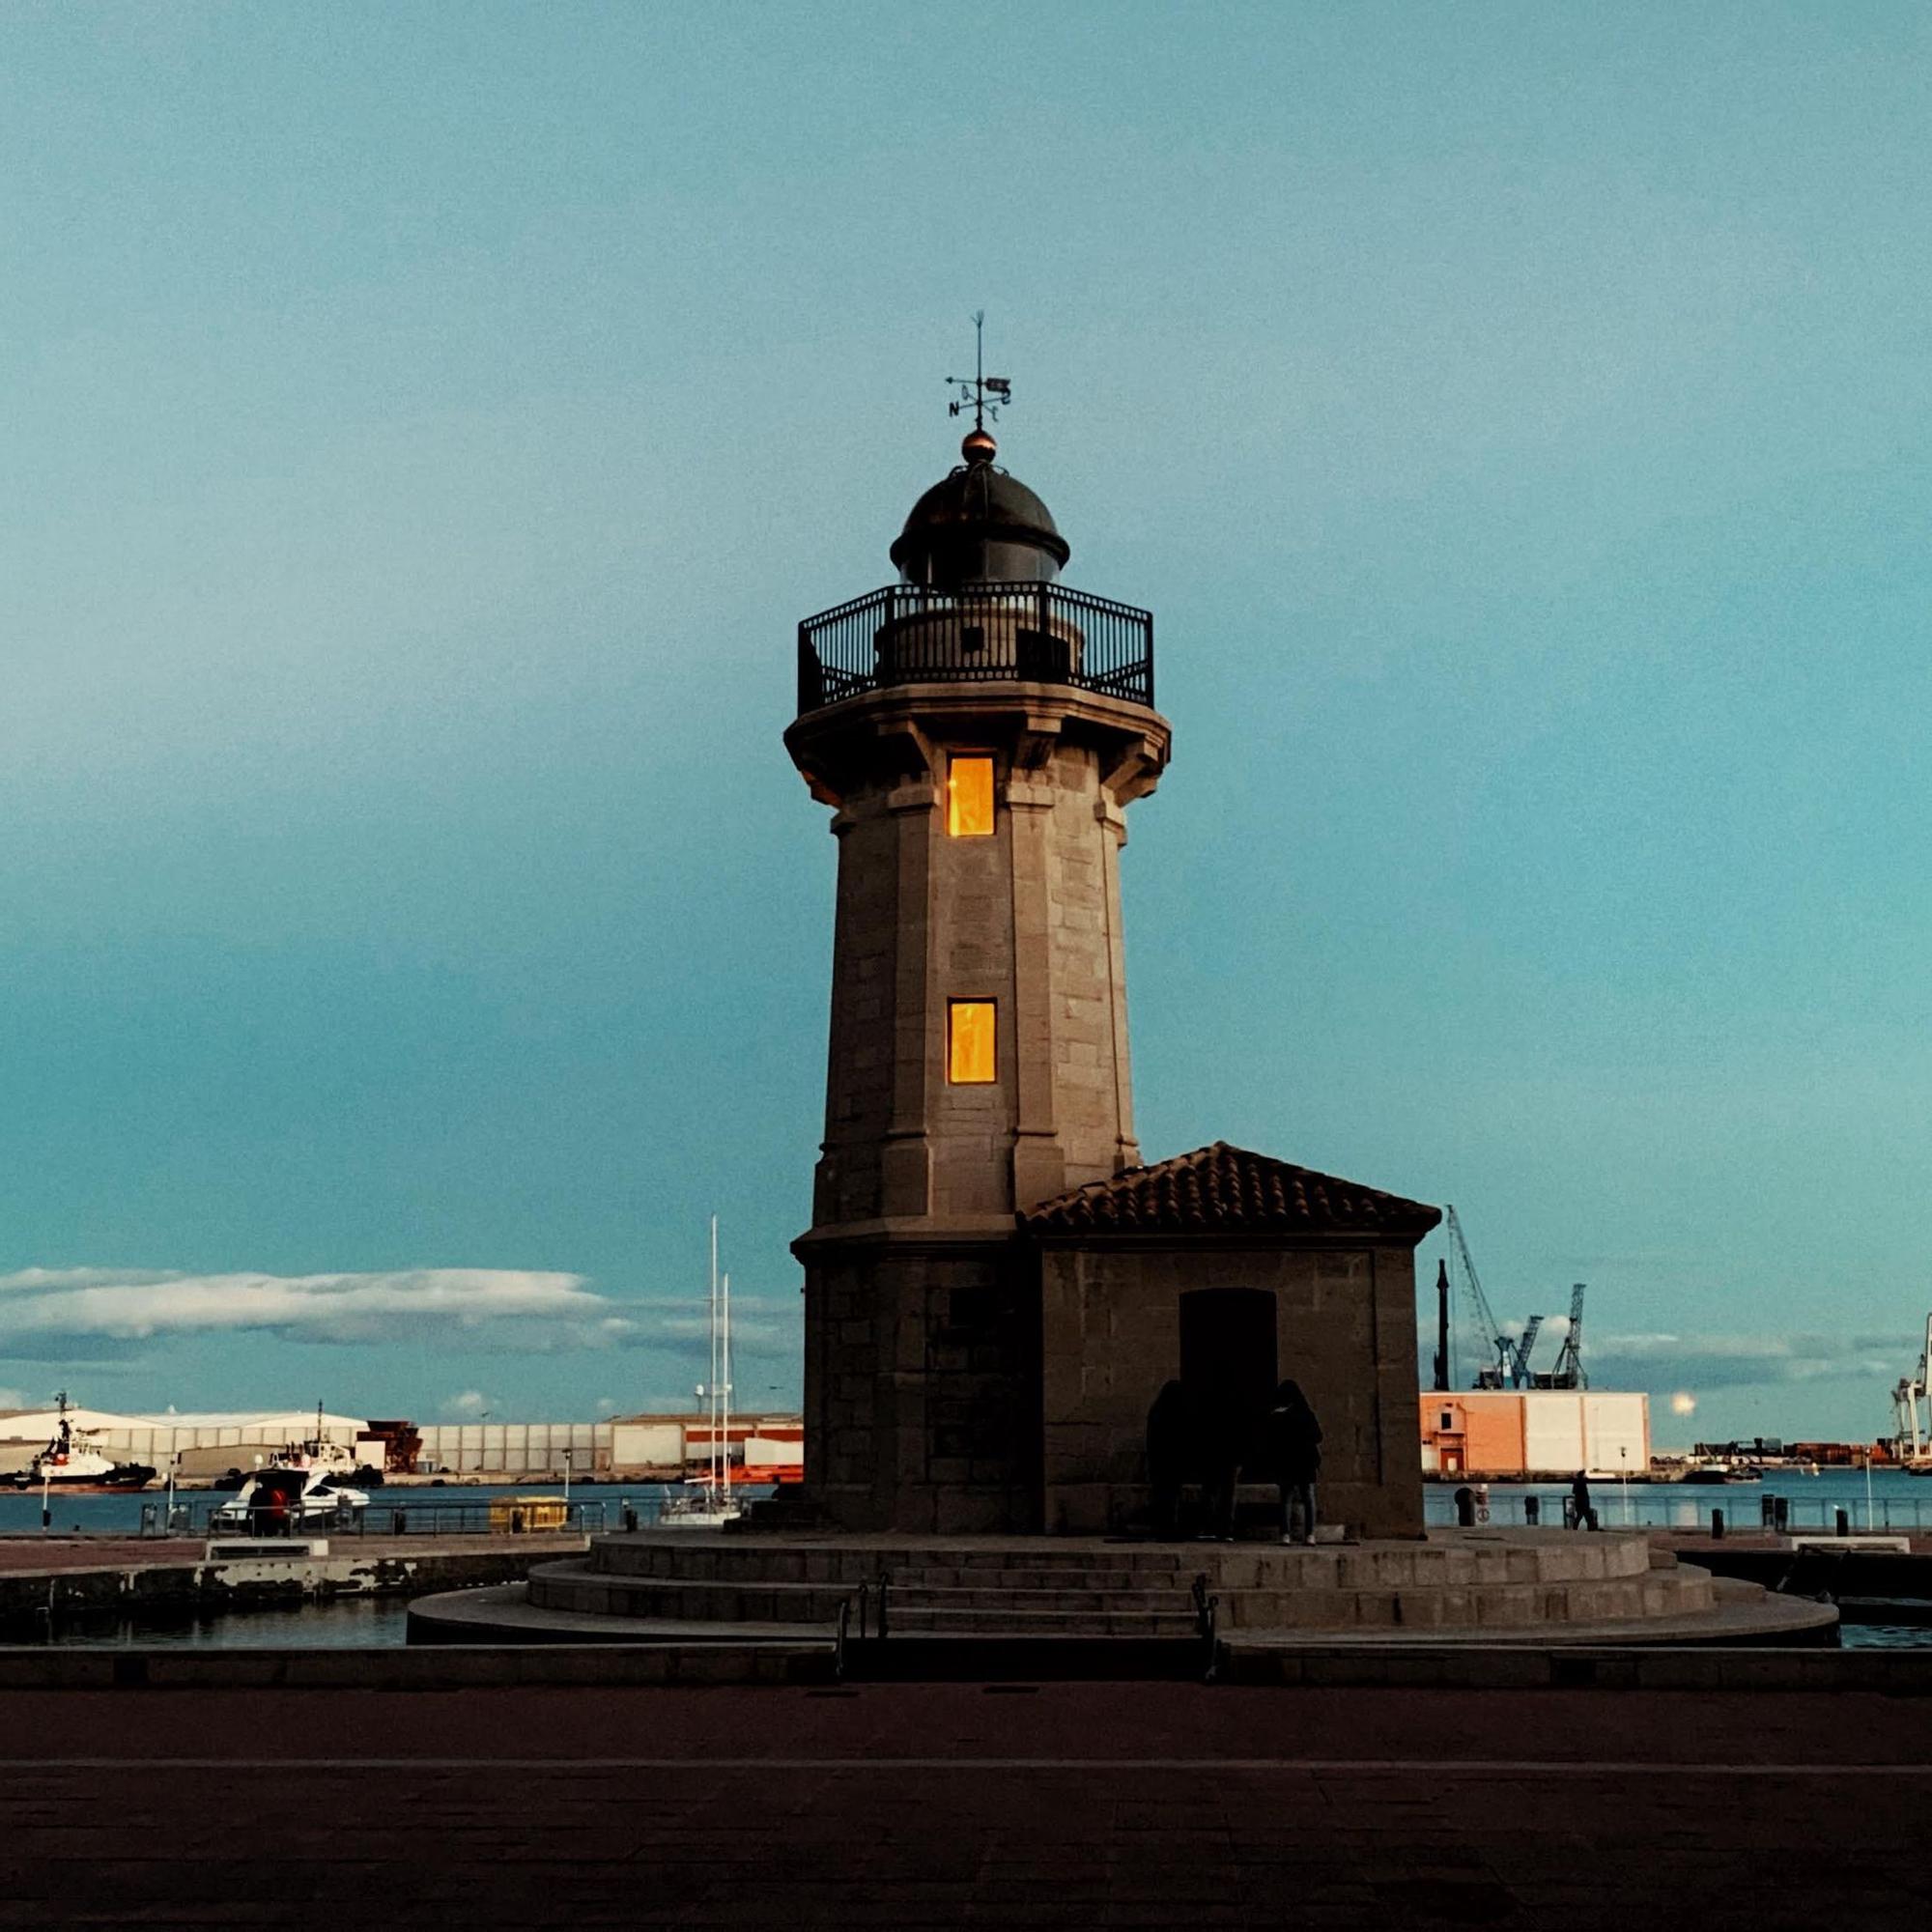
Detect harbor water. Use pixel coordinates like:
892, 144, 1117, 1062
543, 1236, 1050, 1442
0, 1479, 696, 1541
1422, 1465, 1932, 1534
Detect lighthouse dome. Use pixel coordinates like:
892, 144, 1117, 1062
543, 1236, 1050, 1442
889, 428, 1070, 588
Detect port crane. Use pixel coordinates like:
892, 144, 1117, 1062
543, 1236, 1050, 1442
1892, 1314, 1932, 1462
1444, 1206, 1543, 1391
1548, 1283, 1588, 1390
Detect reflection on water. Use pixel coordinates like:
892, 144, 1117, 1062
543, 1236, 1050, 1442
1842, 1625, 1932, 1649
43, 1595, 412, 1649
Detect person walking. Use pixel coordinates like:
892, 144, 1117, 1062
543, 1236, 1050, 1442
1261, 1379, 1323, 1546
1571, 1469, 1599, 1531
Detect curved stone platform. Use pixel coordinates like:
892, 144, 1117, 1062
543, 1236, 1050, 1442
408, 1526, 1838, 1655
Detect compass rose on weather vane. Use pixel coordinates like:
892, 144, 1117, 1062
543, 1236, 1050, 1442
947, 311, 1011, 432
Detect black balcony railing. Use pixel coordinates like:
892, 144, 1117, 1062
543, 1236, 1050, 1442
796, 582, 1153, 718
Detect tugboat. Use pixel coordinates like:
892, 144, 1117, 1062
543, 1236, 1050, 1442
3, 1394, 156, 1492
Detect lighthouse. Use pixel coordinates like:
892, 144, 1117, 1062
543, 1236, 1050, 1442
785, 354, 1435, 1539
785, 365, 1169, 1530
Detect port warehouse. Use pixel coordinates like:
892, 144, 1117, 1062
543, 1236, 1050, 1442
1420, 1390, 1650, 1479
9, 1396, 1646, 1483
0, 1406, 803, 1480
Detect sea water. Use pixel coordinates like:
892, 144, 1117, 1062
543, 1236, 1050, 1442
1424, 1464, 1932, 1534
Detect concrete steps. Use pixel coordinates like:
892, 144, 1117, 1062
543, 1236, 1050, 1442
548, 1530, 1710, 1635
590, 1532, 1655, 1595
405, 1528, 1794, 1656
526, 1561, 850, 1627
890, 1605, 1203, 1636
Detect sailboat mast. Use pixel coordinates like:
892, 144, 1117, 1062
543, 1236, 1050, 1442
722, 1271, 732, 1492
708, 1215, 720, 1493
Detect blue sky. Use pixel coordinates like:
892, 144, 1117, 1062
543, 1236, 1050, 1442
2, 5, 1927, 1442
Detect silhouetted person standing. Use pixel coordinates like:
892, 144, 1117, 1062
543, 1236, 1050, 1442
1145, 1380, 1189, 1538
1262, 1379, 1323, 1545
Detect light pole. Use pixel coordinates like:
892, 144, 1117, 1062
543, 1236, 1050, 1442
562, 1446, 573, 1508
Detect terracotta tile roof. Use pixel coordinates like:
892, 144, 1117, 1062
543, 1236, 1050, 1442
1022, 1142, 1441, 1237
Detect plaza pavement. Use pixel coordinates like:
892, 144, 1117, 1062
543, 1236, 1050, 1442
2, 1680, 1929, 1928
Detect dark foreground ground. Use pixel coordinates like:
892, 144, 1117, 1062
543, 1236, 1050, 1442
4, 1681, 1929, 1929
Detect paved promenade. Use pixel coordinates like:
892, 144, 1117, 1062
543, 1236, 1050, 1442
2, 1681, 1927, 1928
0, 1536, 205, 1574
0, 1533, 583, 1574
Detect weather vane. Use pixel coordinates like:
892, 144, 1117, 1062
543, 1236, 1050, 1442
947, 310, 1011, 430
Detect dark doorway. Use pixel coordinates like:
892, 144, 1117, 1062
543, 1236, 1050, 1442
1179, 1289, 1278, 1434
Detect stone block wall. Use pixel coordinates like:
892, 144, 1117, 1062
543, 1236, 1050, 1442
1037, 1239, 1425, 1539
799, 1237, 1041, 1533
795, 688, 1165, 1236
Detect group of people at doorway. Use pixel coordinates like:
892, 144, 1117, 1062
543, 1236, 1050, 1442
1145, 1378, 1323, 1544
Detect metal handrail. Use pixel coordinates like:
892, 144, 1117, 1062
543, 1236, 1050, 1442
796, 581, 1154, 718
1425, 1491, 1932, 1534
140, 1496, 612, 1539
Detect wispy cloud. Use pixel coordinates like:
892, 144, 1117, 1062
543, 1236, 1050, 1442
0, 1267, 801, 1366
628, 1302, 797, 1360
441, 1389, 490, 1417
0, 1266, 607, 1346
1589, 1330, 1905, 1391
1419, 1321, 1909, 1394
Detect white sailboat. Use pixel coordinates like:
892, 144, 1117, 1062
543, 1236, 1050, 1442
661, 1216, 745, 1528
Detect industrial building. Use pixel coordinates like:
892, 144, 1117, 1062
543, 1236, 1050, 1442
1419, 1390, 1650, 1480
0, 1404, 805, 1482
412, 1413, 802, 1479
0, 1406, 383, 1479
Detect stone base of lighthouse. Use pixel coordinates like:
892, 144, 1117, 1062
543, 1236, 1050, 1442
791, 1231, 1043, 1536
777, 1146, 1447, 1543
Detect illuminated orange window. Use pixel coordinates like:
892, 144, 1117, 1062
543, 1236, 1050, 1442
946, 755, 995, 837
948, 1000, 996, 1084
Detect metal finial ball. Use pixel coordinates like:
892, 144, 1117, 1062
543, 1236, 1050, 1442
960, 425, 997, 466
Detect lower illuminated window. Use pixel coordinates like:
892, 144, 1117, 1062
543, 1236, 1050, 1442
948, 1000, 996, 1084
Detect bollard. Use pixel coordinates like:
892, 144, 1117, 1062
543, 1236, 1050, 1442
1523, 1495, 1541, 1526
1711, 1508, 1724, 1539
1835, 1507, 1850, 1538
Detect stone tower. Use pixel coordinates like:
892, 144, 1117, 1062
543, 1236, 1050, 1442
785, 422, 1170, 1531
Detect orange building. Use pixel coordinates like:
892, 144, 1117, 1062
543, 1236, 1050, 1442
1421, 1390, 1650, 1478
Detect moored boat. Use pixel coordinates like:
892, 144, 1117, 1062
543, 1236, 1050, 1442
2, 1394, 155, 1492
209, 1463, 370, 1532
